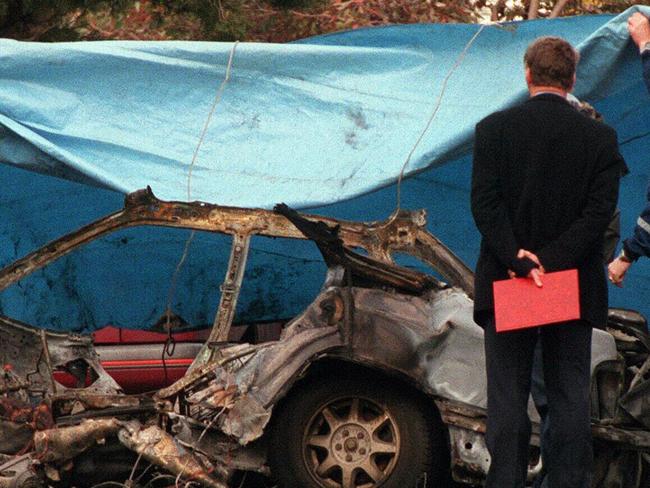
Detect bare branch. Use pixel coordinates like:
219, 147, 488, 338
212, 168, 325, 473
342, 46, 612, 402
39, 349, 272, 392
528, 0, 540, 20
550, 0, 571, 18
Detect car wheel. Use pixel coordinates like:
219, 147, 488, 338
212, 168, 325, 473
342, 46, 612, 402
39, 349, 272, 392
268, 373, 449, 488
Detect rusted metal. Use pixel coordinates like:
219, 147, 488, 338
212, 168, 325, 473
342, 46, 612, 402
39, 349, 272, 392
0, 187, 473, 297
38, 329, 57, 395
0, 316, 121, 400
170, 413, 269, 475
155, 344, 261, 401
220, 394, 270, 444
52, 393, 146, 411
117, 421, 228, 488
34, 418, 120, 463
447, 425, 491, 485
591, 423, 650, 448
0, 454, 43, 488
437, 392, 650, 450
275, 202, 440, 294
187, 381, 237, 410
0, 398, 53, 456
209, 233, 251, 345
0, 398, 53, 430
631, 355, 650, 390
439, 410, 486, 435
0, 420, 34, 456
408, 230, 474, 297
0, 365, 30, 397
1, 188, 649, 487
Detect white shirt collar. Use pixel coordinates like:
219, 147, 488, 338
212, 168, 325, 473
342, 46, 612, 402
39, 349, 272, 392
532, 91, 567, 99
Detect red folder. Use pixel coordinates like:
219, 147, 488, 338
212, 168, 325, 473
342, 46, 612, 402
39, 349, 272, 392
493, 269, 580, 332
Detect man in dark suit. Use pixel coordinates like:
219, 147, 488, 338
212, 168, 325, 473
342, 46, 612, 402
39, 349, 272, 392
471, 37, 625, 488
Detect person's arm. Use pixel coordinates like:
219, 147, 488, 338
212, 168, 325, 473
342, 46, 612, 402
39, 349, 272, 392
642, 48, 650, 94
608, 188, 650, 286
628, 12, 650, 93
471, 118, 536, 277
623, 184, 650, 261
536, 129, 623, 271
608, 189, 650, 286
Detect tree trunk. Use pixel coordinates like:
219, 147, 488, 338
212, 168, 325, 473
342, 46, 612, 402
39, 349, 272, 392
550, 0, 572, 18
491, 0, 507, 21
528, 0, 540, 20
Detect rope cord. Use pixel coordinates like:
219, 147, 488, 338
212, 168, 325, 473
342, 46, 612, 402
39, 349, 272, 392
395, 24, 486, 211
161, 42, 240, 378
186, 42, 240, 202
164, 41, 240, 326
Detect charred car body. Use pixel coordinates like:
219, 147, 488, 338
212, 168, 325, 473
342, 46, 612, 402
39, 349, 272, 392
1, 188, 650, 488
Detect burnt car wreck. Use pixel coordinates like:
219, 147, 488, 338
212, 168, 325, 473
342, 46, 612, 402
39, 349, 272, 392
1, 187, 650, 488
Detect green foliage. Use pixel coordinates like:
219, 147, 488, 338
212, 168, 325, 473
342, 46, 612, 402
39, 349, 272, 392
0, 2, 8, 27
268, 0, 324, 9
1, 0, 650, 42
148, 0, 253, 41
490, 0, 650, 21
585, 1, 646, 14
0, 0, 127, 37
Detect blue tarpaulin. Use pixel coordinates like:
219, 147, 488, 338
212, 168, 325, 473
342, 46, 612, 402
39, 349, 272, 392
0, 6, 649, 331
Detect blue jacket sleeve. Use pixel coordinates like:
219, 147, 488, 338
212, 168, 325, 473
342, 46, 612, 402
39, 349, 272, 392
623, 183, 650, 261
622, 51, 650, 261
643, 49, 650, 94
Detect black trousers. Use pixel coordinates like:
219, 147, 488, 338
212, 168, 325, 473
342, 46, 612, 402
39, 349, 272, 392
483, 318, 593, 488
531, 339, 550, 488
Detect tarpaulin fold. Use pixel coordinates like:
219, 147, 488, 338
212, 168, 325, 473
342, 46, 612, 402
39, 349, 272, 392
0, 6, 648, 331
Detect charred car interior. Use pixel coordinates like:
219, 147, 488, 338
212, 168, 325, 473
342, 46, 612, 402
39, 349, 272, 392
1, 187, 650, 488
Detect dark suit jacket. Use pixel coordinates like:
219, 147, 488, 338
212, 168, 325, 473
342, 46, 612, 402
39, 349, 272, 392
471, 94, 625, 329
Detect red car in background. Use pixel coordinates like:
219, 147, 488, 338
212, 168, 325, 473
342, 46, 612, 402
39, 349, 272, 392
53, 323, 282, 393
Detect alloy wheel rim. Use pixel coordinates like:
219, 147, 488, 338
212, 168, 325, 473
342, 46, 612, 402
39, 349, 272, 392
302, 396, 401, 488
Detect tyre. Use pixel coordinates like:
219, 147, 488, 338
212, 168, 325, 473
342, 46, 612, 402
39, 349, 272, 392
268, 371, 449, 488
